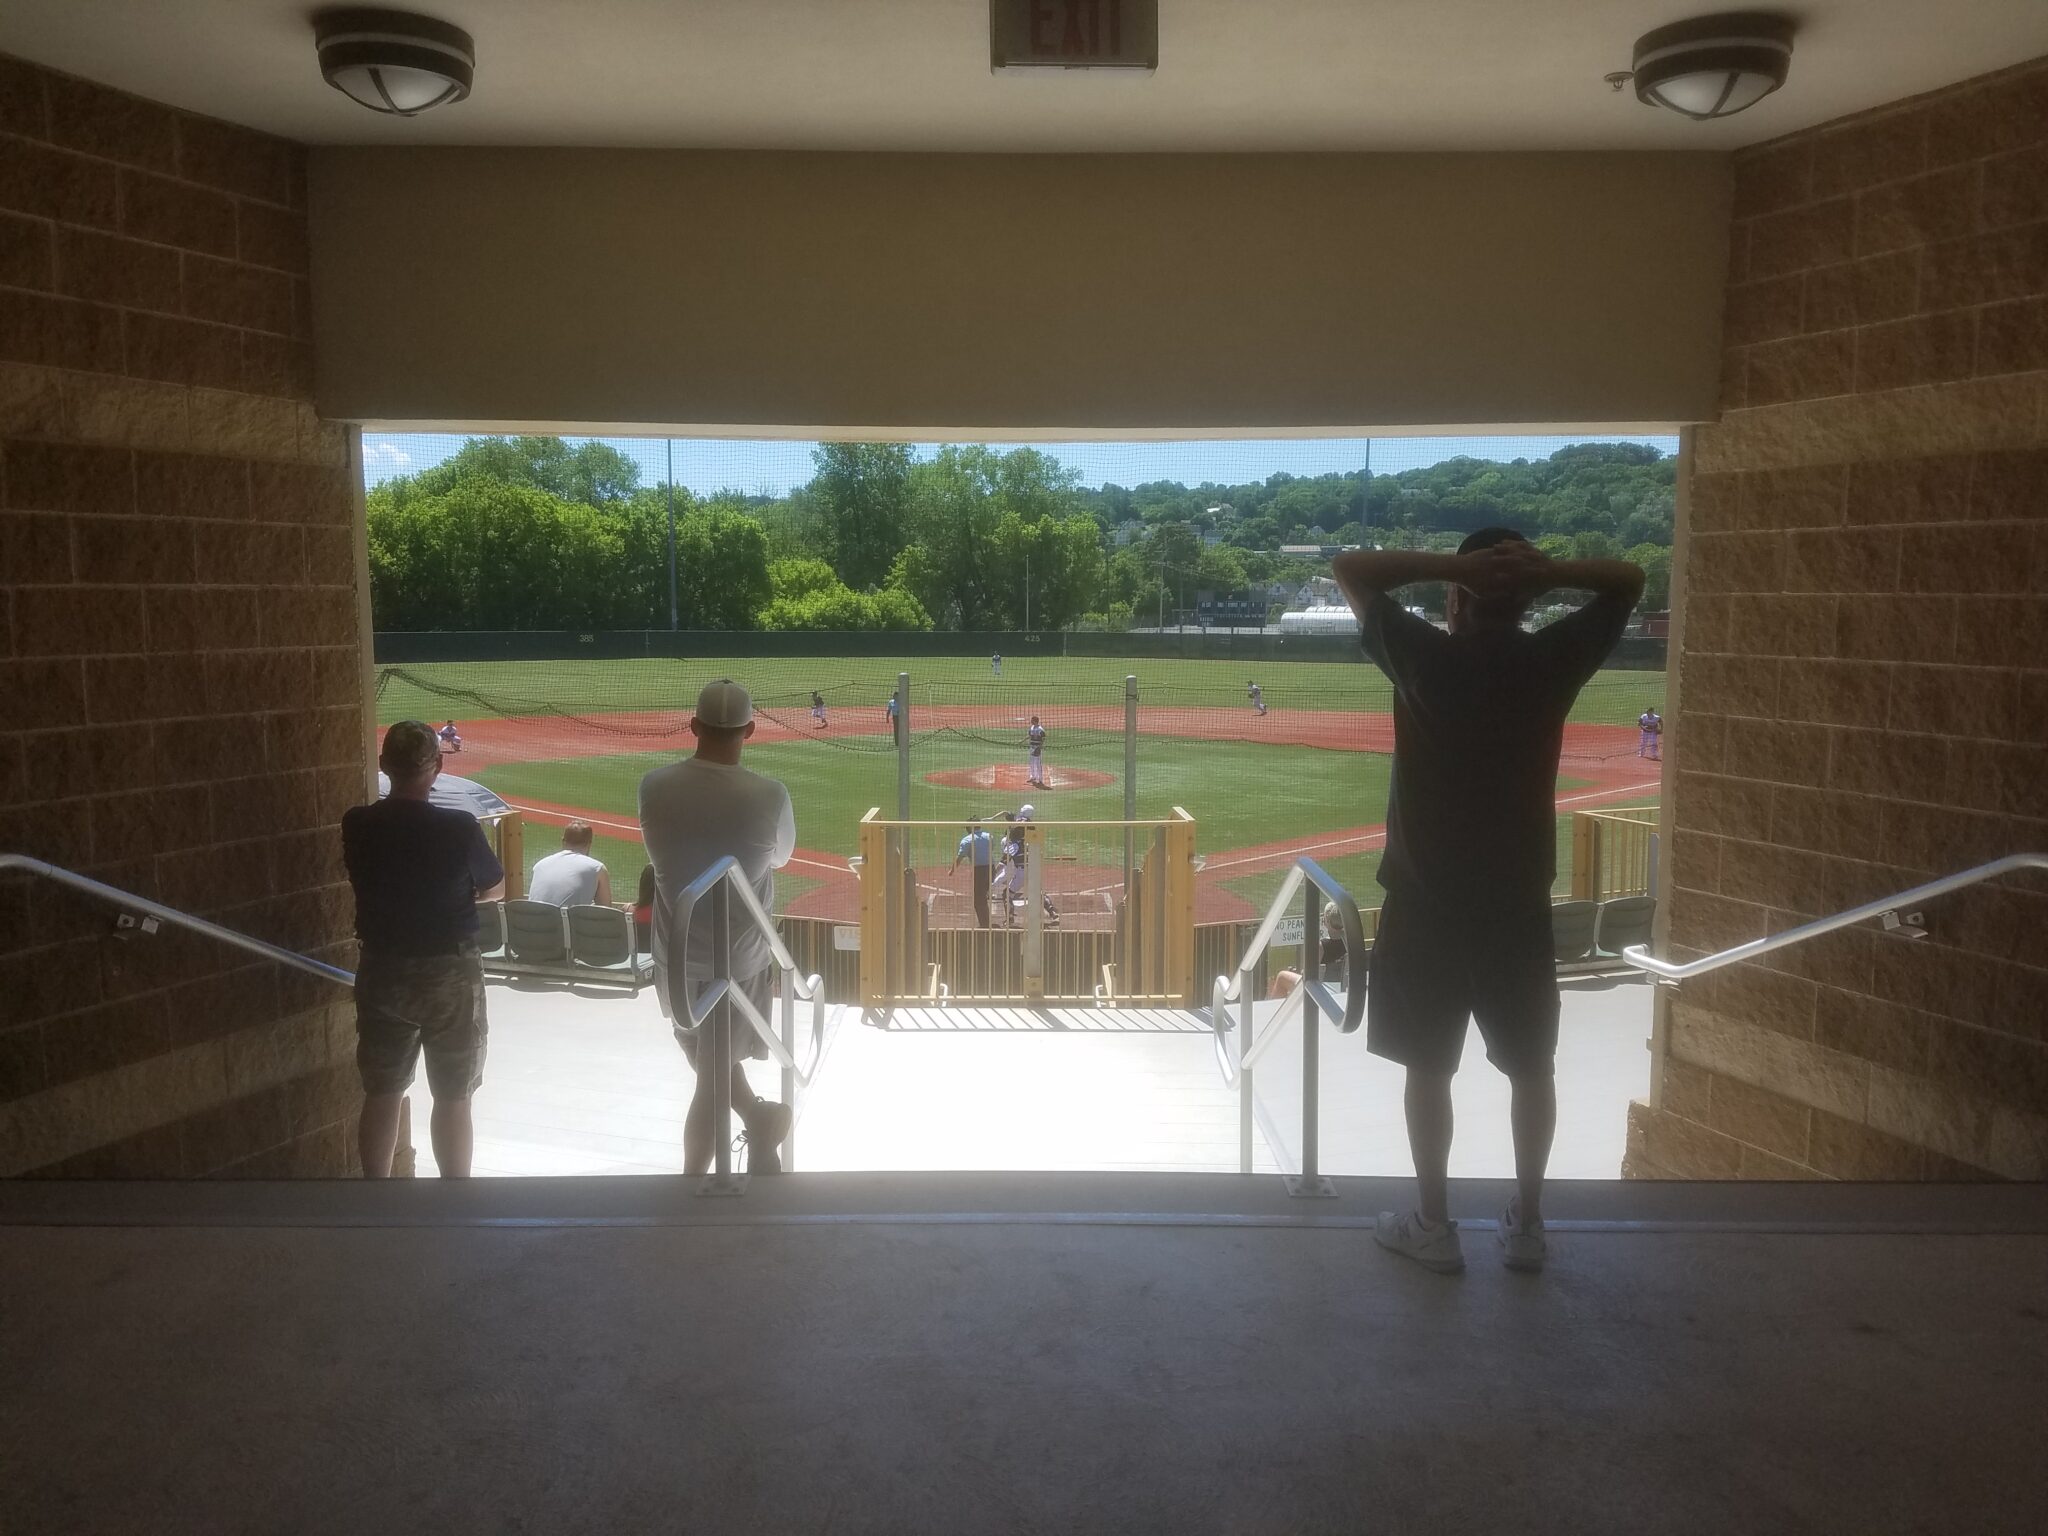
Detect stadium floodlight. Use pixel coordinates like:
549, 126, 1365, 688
314, 8, 475, 117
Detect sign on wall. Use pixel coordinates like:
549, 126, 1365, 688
991, 0, 1159, 71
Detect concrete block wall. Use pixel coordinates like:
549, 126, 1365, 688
0, 55, 364, 1176
1631, 58, 2048, 1181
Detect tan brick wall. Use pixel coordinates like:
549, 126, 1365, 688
0, 56, 363, 1177
1631, 59, 2048, 1182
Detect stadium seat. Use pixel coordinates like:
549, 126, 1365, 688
1550, 900, 1599, 964
504, 899, 570, 963
476, 900, 507, 959
1595, 896, 1657, 959
567, 904, 652, 987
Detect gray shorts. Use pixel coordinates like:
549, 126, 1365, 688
674, 968, 775, 1066
354, 946, 488, 1100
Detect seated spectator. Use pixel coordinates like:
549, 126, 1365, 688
633, 864, 656, 955
1267, 905, 1349, 1000
528, 821, 612, 907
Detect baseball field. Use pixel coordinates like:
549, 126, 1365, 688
374, 652, 1667, 923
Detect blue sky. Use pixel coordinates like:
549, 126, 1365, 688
360, 431, 1680, 497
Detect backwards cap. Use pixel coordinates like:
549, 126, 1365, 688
695, 678, 753, 728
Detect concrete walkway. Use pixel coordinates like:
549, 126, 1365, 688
3, 1176, 2043, 1536
416, 979, 1652, 1178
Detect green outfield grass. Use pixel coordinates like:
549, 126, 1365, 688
476, 735, 1400, 864
389, 650, 1663, 918
377, 653, 1667, 728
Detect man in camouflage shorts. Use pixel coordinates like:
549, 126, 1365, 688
342, 720, 505, 1177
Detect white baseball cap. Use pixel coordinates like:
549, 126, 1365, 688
1018, 803, 1035, 819
695, 678, 753, 728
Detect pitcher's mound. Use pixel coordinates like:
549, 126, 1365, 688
924, 763, 1114, 792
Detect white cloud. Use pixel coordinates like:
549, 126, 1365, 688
361, 439, 415, 483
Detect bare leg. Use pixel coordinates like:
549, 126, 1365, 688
358, 1091, 403, 1178
682, 1028, 761, 1177
1403, 1069, 1455, 1226
430, 1097, 475, 1178
1509, 1072, 1557, 1226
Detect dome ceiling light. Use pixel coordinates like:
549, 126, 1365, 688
1609, 12, 1794, 121
314, 8, 475, 117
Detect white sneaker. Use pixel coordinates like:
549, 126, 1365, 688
1496, 1198, 1547, 1272
1373, 1210, 1465, 1274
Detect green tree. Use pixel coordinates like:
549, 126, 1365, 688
810, 442, 914, 590
990, 511, 1107, 630
767, 557, 844, 602
410, 435, 641, 506
1627, 543, 1674, 609
366, 478, 624, 630
673, 505, 772, 630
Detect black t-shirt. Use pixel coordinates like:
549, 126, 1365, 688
1358, 590, 1633, 908
341, 797, 504, 955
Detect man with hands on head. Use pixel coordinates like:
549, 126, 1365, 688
1333, 531, 1643, 1275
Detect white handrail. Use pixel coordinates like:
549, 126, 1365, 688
1211, 857, 1366, 1088
671, 860, 831, 1089
1624, 852, 2048, 982
667, 855, 830, 1190
0, 853, 356, 987
1209, 856, 1368, 1196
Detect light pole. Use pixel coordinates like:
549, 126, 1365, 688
665, 437, 679, 630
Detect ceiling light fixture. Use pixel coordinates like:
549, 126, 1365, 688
314, 8, 474, 117
1617, 12, 1794, 121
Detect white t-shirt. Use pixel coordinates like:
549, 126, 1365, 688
638, 755, 796, 1017
528, 848, 606, 906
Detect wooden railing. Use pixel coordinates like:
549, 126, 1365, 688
856, 810, 1196, 1008
1571, 806, 1661, 901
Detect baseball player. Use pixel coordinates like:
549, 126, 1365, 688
885, 689, 900, 727
437, 720, 462, 752
988, 815, 1057, 926
1638, 707, 1662, 760
811, 690, 828, 729
1248, 681, 1266, 716
991, 652, 1003, 677
1026, 716, 1047, 787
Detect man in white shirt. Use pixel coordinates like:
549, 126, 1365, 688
639, 679, 797, 1175
527, 822, 612, 906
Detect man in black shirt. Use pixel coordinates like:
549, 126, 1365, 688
341, 719, 506, 1178
1335, 530, 1642, 1274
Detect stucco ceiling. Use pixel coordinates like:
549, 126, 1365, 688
3, 0, 2046, 152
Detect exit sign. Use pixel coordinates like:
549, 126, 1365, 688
990, 0, 1158, 71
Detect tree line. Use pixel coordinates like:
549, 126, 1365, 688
364, 436, 1675, 632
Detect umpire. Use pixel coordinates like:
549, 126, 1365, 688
951, 819, 994, 928
341, 719, 506, 1178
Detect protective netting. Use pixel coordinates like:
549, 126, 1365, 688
373, 648, 1667, 926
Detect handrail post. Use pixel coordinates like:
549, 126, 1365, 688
780, 958, 797, 1173
1022, 821, 1045, 999
1122, 673, 1137, 1004
700, 877, 745, 1196
1238, 942, 1255, 1174
1286, 879, 1338, 1199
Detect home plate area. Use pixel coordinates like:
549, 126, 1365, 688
922, 763, 1115, 791
914, 860, 1126, 930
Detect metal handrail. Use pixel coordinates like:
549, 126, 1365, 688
0, 853, 356, 987
1624, 853, 2048, 982
1209, 856, 1368, 1197
667, 854, 830, 1191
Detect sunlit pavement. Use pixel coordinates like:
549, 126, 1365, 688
409, 977, 1651, 1179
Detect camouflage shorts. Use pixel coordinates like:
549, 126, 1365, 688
354, 946, 488, 1100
